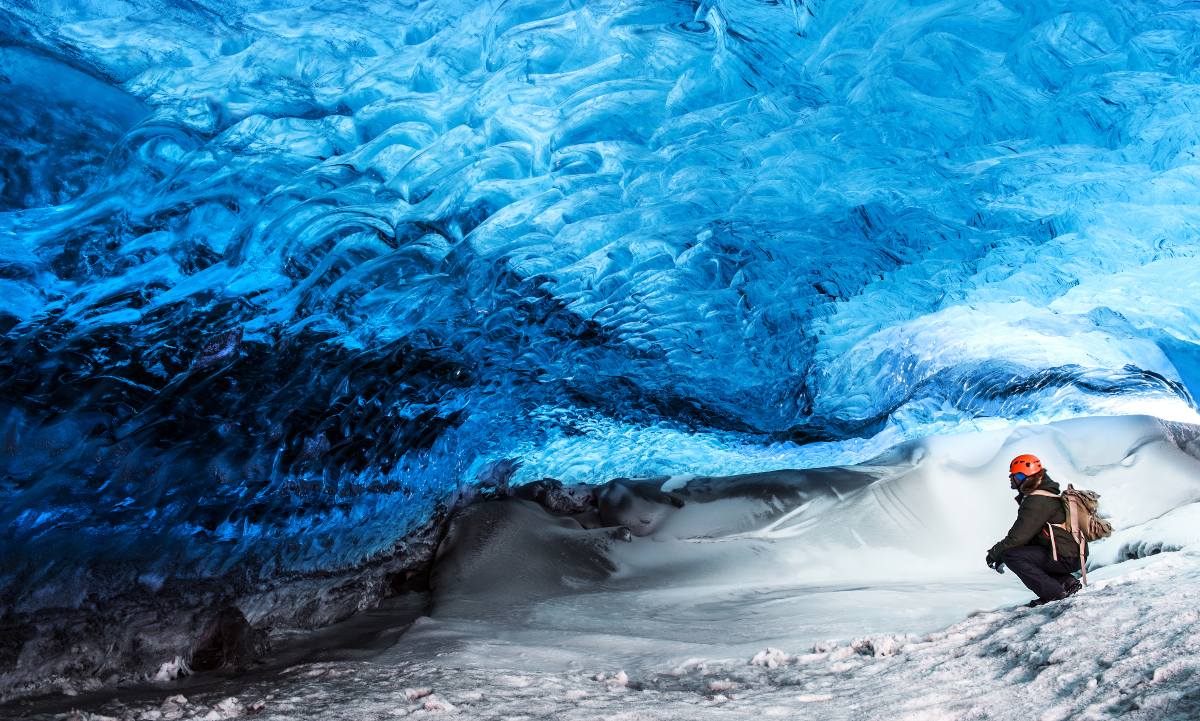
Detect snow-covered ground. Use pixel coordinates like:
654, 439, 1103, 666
18, 414, 1200, 720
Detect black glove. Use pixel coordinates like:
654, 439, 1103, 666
985, 552, 1004, 573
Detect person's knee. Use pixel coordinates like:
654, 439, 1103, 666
1000, 547, 1032, 565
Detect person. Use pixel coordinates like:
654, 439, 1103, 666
985, 454, 1083, 607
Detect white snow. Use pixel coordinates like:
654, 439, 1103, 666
1090, 501, 1200, 567
748, 648, 790, 668
152, 658, 189, 683
419, 695, 455, 713
603, 670, 629, 692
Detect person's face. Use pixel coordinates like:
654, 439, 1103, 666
1009, 472, 1028, 490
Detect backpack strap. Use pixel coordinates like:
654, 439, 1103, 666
1079, 539, 1089, 586
1063, 491, 1089, 586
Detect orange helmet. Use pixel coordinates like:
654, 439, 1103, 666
1009, 453, 1043, 477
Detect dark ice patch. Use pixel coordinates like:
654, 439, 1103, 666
0, 47, 147, 210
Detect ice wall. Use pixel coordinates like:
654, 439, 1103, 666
3, 0, 1200, 607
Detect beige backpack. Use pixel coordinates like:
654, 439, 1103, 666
1029, 484, 1113, 585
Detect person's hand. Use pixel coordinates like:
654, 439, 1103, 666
985, 553, 1004, 573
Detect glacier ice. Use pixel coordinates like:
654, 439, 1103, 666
3, 0, 1200, 626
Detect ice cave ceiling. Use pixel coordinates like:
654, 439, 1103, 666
2, 0, 1200, 599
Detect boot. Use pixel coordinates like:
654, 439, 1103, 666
1028, 577, 1082, 607
1062, 577, 1082, 598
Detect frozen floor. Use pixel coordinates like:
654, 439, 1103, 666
13, 414, 1200, 720
37, 555, 1200, 721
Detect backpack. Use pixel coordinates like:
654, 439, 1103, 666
1029, 484, 1113, 585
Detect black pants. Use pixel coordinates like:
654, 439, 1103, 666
1000, 545, 1080, 601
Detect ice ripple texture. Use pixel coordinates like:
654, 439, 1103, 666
3, 0, 1200, 601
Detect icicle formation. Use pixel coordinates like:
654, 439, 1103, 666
2, 0, 1199, 603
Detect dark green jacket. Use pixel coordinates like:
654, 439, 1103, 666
987, 476, 1079, 562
